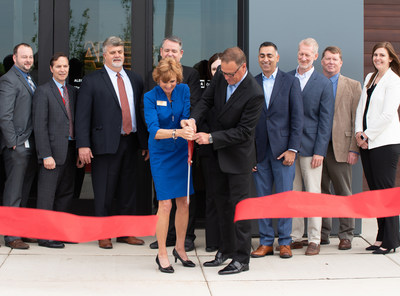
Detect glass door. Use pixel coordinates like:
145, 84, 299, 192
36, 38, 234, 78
69, 0, 132, 87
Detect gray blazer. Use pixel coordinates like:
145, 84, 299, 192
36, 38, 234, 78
0, 66, 35, 149
33, 79, 76, 165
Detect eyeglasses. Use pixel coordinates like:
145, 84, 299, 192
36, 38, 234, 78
220, 63, 243, 77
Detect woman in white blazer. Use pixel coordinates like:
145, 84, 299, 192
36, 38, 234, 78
355, 41, 400, 254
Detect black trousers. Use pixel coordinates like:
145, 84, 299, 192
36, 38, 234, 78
203, 152, 252, 264
36, 141, 76, 212
360, 144, 400, 249
201, 155, 220, 248
91, 133, 139, 217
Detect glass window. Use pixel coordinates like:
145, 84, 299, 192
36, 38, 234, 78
153, 0, 238, 83
0, 0, 39, 78
69, 0, 132, 86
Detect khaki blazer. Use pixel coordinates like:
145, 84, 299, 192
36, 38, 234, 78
331, 75, 362, 162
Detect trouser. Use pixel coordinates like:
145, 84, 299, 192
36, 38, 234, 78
291, 155, 323, 245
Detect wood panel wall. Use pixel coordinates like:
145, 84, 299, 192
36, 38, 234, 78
364, 0, 400, 75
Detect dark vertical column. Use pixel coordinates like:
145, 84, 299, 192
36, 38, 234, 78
38, 0, 54, 84
237, 0, 249, 66
132, 0, 154, 214
53, 0, 70, 54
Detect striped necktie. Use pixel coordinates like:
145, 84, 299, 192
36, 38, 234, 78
27, 74, 36, 92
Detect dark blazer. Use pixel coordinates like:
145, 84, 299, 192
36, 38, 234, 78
33, 80, 76, 165
191, 70, 264, 174
148, 65, 202, 109
0, 66, 35, 149
75, 67, 148, 154
255, 69, 304, 163
288, 69, 334, 157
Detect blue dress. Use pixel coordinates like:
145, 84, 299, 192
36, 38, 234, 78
144, 84, 194, 200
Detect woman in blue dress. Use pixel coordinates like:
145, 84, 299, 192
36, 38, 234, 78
144, 58, 195, 273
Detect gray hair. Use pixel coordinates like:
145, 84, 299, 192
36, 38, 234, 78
103, 36, 124, 52
161, 36, 183, 50
299, 37, 319, 55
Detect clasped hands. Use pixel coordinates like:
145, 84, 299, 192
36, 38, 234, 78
180, 119, 210, 144
356, 132, 368, 150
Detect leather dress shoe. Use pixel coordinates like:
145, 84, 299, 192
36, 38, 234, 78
203, 251, 229, 267
305, 242, 320, 255
365, 245, 380, 251
206, 246, 218, 252
184, 239, 195, 252
251, 245, 273, 258
290, 241, 304, 249
5, 239, 29, 249
38, 240, 65, 248
22, 237, 38, 243
320, 238, 330, 245
99, 239, 113, 249
149, 240, 175, 249
279, 245, 292, 259
218, 260, 249, 275
117, 236, 144, 245
338, 239, 352, 250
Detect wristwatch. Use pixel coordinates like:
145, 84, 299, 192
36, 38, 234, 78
208, 133, 213, 144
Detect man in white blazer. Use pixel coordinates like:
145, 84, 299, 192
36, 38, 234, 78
320, 46, 362, 250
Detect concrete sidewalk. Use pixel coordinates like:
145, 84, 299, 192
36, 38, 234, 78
0, 218, 399, 295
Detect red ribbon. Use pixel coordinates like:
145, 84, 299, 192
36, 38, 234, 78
0, 206, 157, 242
234, 187, 400, 222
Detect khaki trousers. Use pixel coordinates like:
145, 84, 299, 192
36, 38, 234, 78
291, 156, 323, 245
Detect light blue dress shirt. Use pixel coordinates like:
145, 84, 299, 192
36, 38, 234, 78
262, 67, 278, 109
226, 71, 248, 102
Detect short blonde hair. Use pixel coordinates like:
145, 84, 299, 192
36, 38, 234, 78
152, 57, 183, 83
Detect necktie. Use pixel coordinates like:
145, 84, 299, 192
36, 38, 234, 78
117, 72, 132, 135
226, 85, 235, 102
27, 75, 36, 92
62, 86, 74, 139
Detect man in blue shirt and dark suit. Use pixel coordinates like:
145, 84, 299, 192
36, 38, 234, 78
0, 43, 38, 249
250, 42, 303, 259
33, 53, 84, 248
289, 38, 334, 256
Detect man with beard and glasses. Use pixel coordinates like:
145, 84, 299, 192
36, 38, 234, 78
289, 38, 334, 256
75, 36, 149, 249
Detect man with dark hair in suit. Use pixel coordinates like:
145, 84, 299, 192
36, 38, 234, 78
289, 38, 335, 256
0, 43, 38, 250
33, 53, 83, 248
183, 46, 264, 275
75, 36, 149, 249
320, 46, 361, 250
250, 42, 303, 260
148, 36, 202, 252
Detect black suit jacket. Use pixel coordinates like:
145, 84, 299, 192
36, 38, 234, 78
191, 70, 264, 174
33, 80, 76, 165
75, 67, 148, 154
254, 70, 304, 162
148, 65, 201, 109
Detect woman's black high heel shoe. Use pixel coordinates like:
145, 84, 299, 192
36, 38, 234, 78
156, 255, 174, 273
365, 245, 380, 251
172, 248, 196, 267
372, 247, 396, 255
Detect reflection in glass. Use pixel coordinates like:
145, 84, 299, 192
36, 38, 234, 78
153, 0, 237, 77
69, 0, 132, 86
0, 0, 39, 77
